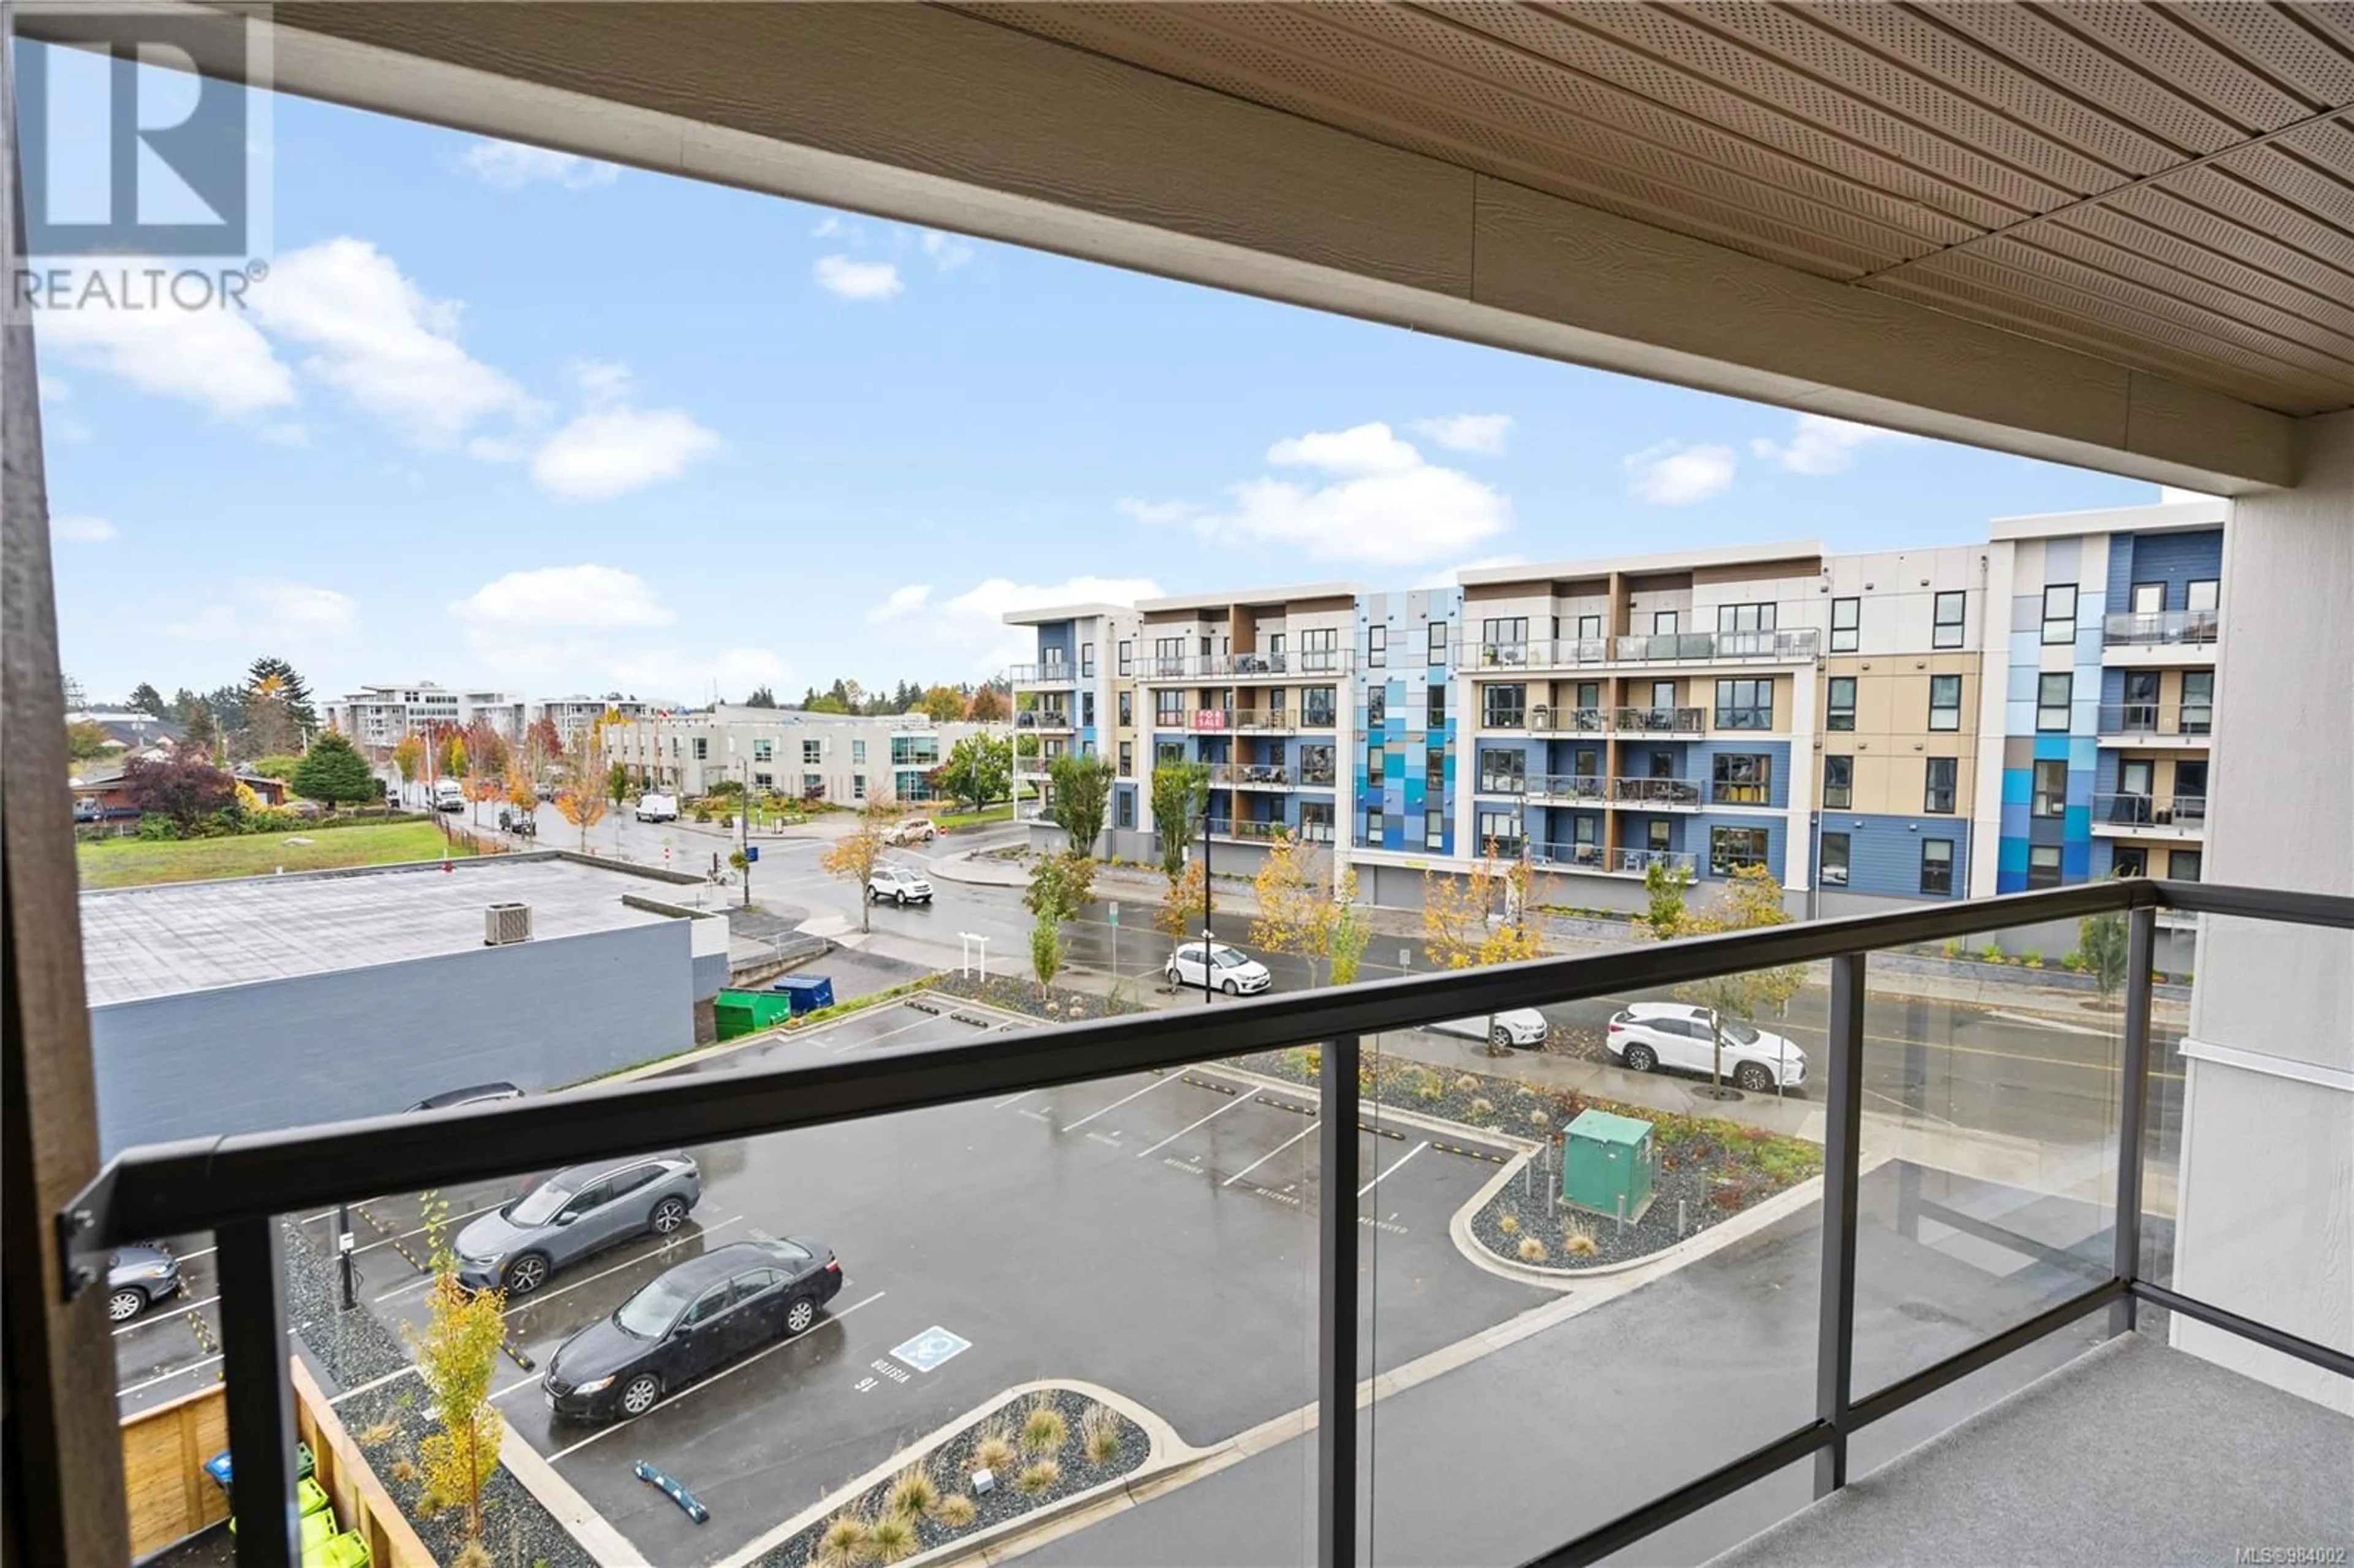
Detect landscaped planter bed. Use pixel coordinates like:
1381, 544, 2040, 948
337, 1378, 595, 1568
753, 1387, 1148, 1566
928, 972, 1152, 1022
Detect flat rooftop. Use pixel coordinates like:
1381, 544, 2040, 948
81, 855, 690, 1006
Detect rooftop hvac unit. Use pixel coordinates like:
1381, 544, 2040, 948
484, 902, 533, 946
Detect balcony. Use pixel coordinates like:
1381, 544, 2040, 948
1209, 761, 1338, 790
1478, 773, 1607, 804
1613, 704, 1706, 735
1458, 636, 1611, 671
1517, 841, 1694, 877
1015, 709, 1073, 732
2092, 793, 2207, 839
1612, 775, 1705, 809
1611, 846, 1697, 875
1201, 815, 1288, 842
1615, 626, 1821, 663
1138, 650, 1352, 682
1527, 704, 1609, 734
2103, 609, 2220, 649
2097, 703, 2214, 744
1008, 662, 1079, 687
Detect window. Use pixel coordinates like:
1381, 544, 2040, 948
852, 774, 866, 801
1268, 687, 1286, 718
1715, 602, 1777, 634
1119, 740, 1133, 776
1711, 753, 1772, 805
2186, 578, 2219, 614
1298, 801, 1333, 842
1156, 740, 1184, 767
2130, 582, 2163, 615
1477, 809, 1521, 848
1303, 687, 1338, 727
850, 739, 865, 765
1577, 614, 1602, 641
1714, 677, 1773, 730
1365, 808, 1385, 842
682, 1285, 732, 1327
1368, 625, 1387, 668
1155, 690, 1183, 727
2112, 847, 2147, 878
1082, 642, 1096, 677
1823, 755, 1852, 810
1424, 745, 1444, 794
2036, 672, 2071, 732
753, 738, 774, 762
1119, 690, 1133, 726
799, 738, 820, 765
1367, 687, 1386, 726
1366, 745, 1386, 787
1424, 811, 1445, 850
1153, 636, 1186, 675
1924, 757, 1957, 814
1821, 832, 1850, 887
1930, 674, 1964, 731
2174, 760, 2207, 821
2027, 844, 2062, 889
1116, 791, 1133, 829
2181, 670, 2214, 734
1830, 596, 1860, 652
1428, 621, 1447, 662
2170, 849, 2203, 881
1301, 743, 1336, 785
2042, 584, 2078, 644
1645, 820, 1672, 855
1920, 839, 1954, 896
1298, 627, 1338, 672
753, 771, 774, 789
1479, 747, 1526, 793
1426, 682, 1446, 729
1081, 692, 1095, 726
1482, 683, 1527, 729
1653, 610, 1680, 636
1708, 826, 1769, 875
1932, 590, 1965, 649
891, 735, 939, 766
1118, 639, 1133, 676
1827, 677, 1857, 731
2032, 759, 2067, 818
1480, 617, 1528, 654
1270, 634, 1286, 661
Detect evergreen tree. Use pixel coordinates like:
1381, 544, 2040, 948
242, 656, 319, 731
290, 733, 378, 807
744, 685, 778, 708
180, 699, 220, 760
128, 682, 169, 718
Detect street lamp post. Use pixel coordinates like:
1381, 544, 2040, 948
1200, 802, 1214, 1007
739, 759, 753, 909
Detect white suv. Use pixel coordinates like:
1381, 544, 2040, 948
1606, 1002, 1807, 1092
1166, 942, 1271, 996
867, 865, 934, 905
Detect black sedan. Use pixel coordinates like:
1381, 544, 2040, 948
540, 1238, 842, 1422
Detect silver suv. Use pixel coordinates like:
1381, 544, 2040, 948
867, 864, 934, 905
455, 1151, 702, 1295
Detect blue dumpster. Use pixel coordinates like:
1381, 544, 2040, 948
771, 975, 836, 1016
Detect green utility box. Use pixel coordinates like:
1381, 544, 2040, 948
713, 988, 798, 1041
1562, 1108, 1655, 1222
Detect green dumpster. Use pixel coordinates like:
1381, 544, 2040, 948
714, 988, 799, 1041
1562, 1108, 1654, 1222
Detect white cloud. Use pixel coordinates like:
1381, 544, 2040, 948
1624, 441, 1738, 504
812, 216, 866, 242
246, 238, 536, 446
866, 574, 1164, 677
567, 359, 634, 402
530, 406, 722, 501
1141, 422, 1512, 566
448, 566, 780, 696
921, 230, 975, 270
166, 579, 357, 642
450, 565, 676, 633
38, 375, 70, 402
814, 255, 903, 302
1412, 413, 1514, 456
1748, 414, 1918, 476
53, 515, 118, 544
461, 139, 619, 191
38, 264, 295, 419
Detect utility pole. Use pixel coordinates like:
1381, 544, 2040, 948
1200, 800, 1214, 1007
739, 759, 753, 908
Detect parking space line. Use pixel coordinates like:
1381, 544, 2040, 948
994, 1090, 1035, 1109
329, 1364, 421, 1407
1222, 1123, 1319, 1187
500, 1216, 748, 1318
1135, 1088, 1260, 1159
822, 1013, 947, 1056
1061, 1073, 1178, 1132
355, 1197, 507, 1259
1357, 1140, 1430, 1198
118, 1355, 223, 1398
546, 1288, 886, 1462
115, 1295, 218, 1336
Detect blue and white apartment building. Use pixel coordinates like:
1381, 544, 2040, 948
1009, 494, 2225, 935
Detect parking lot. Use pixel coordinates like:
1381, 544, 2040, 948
119, 998, 1545, 1567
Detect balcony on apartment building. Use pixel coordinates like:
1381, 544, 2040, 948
1612, 775, 1706, 809
1464, 630, 1821, 669
2097, 703, 2214, 745
2092, 793, 2207, 839
1200, 816, 1290, 842
1140, 650, 1354, 683
2101, 610, 2220, 653
1008, 661, 1080, 687
1208, 761, 1338, 790
1512, 840, 1698, 877
1190, 706, 1338, 734
1614, 704, 1708, 736
1015, 707, 1075, 733
1477, 772, 1608, 804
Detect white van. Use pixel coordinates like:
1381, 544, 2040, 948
433, 778, 466, 812
635, 792, 679, 823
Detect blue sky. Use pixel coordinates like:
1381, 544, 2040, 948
35, 63, 2155, 709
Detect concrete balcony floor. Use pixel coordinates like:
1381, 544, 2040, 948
1708, 1332, 2353, 1568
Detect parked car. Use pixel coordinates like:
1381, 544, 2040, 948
886, 817, 938, 845
107, 1243, 184, 1323
405, 1083, 523, 1113
1426, 1008, 1550, 1049
634, 792, 679, 823
1606, 1002, 1807, 1092
1167, 941, 1272, 995
867, 864, 934, 905
541, 1237, 843, 1421
454, 1151, 702, 1296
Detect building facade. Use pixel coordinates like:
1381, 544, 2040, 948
602, 705, 1001, 806
1010, 498, 2223, 926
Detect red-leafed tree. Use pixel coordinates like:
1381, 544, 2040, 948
123, 755, 236, 832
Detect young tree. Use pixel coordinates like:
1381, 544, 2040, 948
122, 755, 235, 832
2079, 908, 2130, 1001
247, 754, 301, 780
290, 733, 378, 809
1029, 913, 1065, 996
406, 1268, 506, 1543
1047, 753, 1114, 856
1328, 900, 1372, 987
554, 728, 609, 850
1023, 850, 1096, 924
391, 732, 424, 785
967, 685, 1008, 723
127, 682, 168, 718
180, 699, 220, 763
1671, 864, 1808, 1095
1150, 761, 1209, 877
819, 807, 894, 934
1422, 850, 1551, 1053
443, 733, 470, 781
1152, 856, 1211, 945
606, 760, 631, 812
1250, 831, 1359, 989
1642, 858, 1696, 937
527, 713, 565, 764
935, 733, 1010, 814
66, 720, 113, 763
921, 685, 967, 723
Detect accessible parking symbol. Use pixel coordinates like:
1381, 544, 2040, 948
890, 1326, 972, 1372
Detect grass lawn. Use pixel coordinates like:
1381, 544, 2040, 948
77, 821, 477, 889
936, 803, 1014, 829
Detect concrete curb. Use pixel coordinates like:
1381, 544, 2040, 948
710, 1379, 1205, 1568
1450, 1162, 1834, 1290
1192, 1059, 1545, 1156
496, 1410, 646, 1567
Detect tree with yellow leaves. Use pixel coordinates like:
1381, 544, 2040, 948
1249, 831, 1360, 991
1152, 856, 1211, 947
554, 723, 609, 851
820, 802, 898, 934
1667, 863, 1807, 1096
406, 1268, 506, 1542
1421, 845, 1551, 1053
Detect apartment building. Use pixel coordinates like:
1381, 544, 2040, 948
535, 694, 652, 737
602, 704, 1000, 805
328, 682, 467, 748
1011, 508, 2222, 927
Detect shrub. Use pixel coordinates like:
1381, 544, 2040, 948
1016, 1459, 1061, 1494
972, 1419, 1016, 1475
815, 1515, 869, 1568
1083, 1404, 1123, 1464
2061, 951, 2089, 972
1453, 1074, 1481, 1093
388, 1456, 418, 1484
1497, 1213, 1519, 1235
869, 1512, 918, 1564
1285, 1045, 1322, 1079
930, 1493, 977, 1528
1940, 939, 1965, 959
2021, 950, 2043, 968
1417, 1081, 1444, 1103
1517, 1236, 1548, 1263
885, 1464, 938, 1520
1563, 1220, 1599, 1257
1021, 1395, 1067, 1454
134, 814, 182, 841
1468, 1097, 1495, 1119
357, 1420, 398, 1446
451, 1545, 493, 1568
1528, 1107, 1551, 1128
1979, 942, 2005, 964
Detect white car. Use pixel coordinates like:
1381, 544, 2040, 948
1606, 1002, 1807, 1092
867, 865, 934, 905
1166, 941, 1272, 996
634, 792, 678, 823
886, 818, 939, 845
1426, 1008, 1550, 1049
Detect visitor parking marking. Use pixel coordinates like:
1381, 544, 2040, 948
889, 1326, 972, 1372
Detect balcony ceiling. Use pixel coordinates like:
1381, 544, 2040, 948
954, 2, 2354, 419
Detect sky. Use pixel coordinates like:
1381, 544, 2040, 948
32, 53, 2158, 710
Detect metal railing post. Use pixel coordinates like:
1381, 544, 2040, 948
2109, 904, 2158, 1336
217, 1216, 300, 1568
1319, 1033, 1362, 1568
1814, 953, 1866, 1498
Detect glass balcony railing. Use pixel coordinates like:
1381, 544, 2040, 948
1613, 704, 1705, 734
50, 880, 2353, 1568
1456, 629, 1821, 670
1527, 704, 1609, 733
1612, 775, 1704, 806
2103, 609, 2219, 647
2093, 793, 2208, 829
1208, 762, 1338, 788
2098, 703, 2214, 737
1008, 663, 1079, 685
1138, 650, 1352, 680
1014, 709, 1073, 729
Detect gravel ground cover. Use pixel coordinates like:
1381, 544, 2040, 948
928, 972, 1152, 1021
338, 1377, 596, 1568
754, 1387, 1148, 1566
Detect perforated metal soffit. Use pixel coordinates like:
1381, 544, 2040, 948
954, 1, 2354, 416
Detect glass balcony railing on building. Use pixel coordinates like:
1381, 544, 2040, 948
2102, 609, 2220, 646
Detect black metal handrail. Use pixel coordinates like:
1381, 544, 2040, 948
60, 878, 2354, 1568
